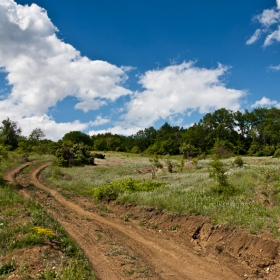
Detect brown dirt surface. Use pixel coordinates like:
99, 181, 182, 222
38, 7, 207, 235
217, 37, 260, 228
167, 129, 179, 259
4, 161, 280, 279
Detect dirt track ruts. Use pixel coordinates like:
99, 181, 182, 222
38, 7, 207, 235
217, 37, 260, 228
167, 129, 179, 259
5, 161, 243, 280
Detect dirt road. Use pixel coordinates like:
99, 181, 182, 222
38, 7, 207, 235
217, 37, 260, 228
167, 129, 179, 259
5, 161, 280, 279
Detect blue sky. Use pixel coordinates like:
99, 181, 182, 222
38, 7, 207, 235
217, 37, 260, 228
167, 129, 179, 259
0, 0, 280, 140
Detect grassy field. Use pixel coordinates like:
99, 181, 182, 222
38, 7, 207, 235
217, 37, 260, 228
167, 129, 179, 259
1, 151, 280, 278
42, 152, 280, 238
0, 153, 96, 279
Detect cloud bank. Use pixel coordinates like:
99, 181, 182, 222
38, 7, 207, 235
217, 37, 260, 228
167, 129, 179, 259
0, 0, 245, 140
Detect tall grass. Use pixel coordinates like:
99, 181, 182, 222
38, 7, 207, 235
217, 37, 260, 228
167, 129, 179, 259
42, 153, 280, 237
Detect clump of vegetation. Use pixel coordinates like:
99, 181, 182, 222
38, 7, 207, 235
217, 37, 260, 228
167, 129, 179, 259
149, 155, 163, 178
130, 146, 141, 154
55, 144, 94, 167
32, 226, 56, 240
208, 157, 236, 196
165, 159, 173, 173
212, 139, 234, 159
234, 156, 244, 168
273, 149, 280, 158
0, 261, 15, 276
179, 143, 197, 159
177, 157, 184, 172
92, 178, 163, 201
192, 158, 199, 168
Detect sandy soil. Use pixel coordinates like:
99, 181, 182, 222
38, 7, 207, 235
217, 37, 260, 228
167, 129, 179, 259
4, 161, 280, 280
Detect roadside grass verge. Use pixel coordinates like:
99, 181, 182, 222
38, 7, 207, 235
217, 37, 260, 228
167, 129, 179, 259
0, 155, 96, 279
42, 153, 280, 238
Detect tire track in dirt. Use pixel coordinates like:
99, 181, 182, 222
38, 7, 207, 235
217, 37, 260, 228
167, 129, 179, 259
7, 162, 243, 280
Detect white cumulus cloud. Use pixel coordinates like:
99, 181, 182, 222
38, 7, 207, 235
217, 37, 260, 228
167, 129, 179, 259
251, 96, 280, 108
0, 0, 131, 139
120, 62, 245, 129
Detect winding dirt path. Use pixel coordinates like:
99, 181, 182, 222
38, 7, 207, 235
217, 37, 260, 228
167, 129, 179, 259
5, 162, 249, 279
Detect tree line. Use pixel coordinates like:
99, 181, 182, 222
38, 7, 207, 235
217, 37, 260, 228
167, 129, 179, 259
1, 107, 280, 164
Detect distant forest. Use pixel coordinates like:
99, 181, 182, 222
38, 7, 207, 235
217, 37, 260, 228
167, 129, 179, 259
1, 107, 280, 161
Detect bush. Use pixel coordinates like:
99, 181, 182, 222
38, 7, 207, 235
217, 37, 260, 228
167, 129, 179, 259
211, 139, 234, 159
130, 146, 140, 154
55, 144, 94, 167
0, 261, 15, 275
273, 149, 280, 158
149, 155, 163, 178
209, 157, 236, 196
262, 145, 275, 156
165, 159, 173, 173
177, 157, 184, 172
0, 145, 9, 159
234, 156, 244, 168
92, 179, 163, 201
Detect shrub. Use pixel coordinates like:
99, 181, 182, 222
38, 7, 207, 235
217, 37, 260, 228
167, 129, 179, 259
149, 155, 163, 178
273, 149, 280, 158
0, 145, 9, 159
55, 144, 94, 167
177, 157, 184, 172
0, 261, 15, 275
234, 156, 244, 168
179, 143, 196, 159
165, 159, 173, 173
209, 157, 236, 196
130, 146, 140, 154
192, 158, 198, 168
212, 139, 234, 159
92, 178, 163, 201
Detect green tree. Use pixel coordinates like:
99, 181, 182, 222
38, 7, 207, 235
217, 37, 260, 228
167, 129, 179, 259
246, 107, 280, 155
62, 131, 93, 146
179, 143, 196, 159
29, 128, 46, 141
93, 137, 107, 151
0, 118, 22, 150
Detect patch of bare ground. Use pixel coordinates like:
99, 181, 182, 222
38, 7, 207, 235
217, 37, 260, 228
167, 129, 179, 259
5, 162, 280, 279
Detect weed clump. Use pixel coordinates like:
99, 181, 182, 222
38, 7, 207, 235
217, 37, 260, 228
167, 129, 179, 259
165, 159, 173, 173
92, 178, 163, 201
149, 156, 163, 179
209, 157, 236, 196
0, 261, 15, 275
32, 226, 56, 240
234, 156, 244, 168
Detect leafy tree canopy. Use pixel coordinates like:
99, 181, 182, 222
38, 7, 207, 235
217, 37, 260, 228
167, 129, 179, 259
62, 131, 93, 146
29, 128, 46, 141
0, 118, 22, 150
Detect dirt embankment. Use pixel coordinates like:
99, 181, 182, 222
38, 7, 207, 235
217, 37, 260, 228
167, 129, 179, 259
5, 162, 280, 280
